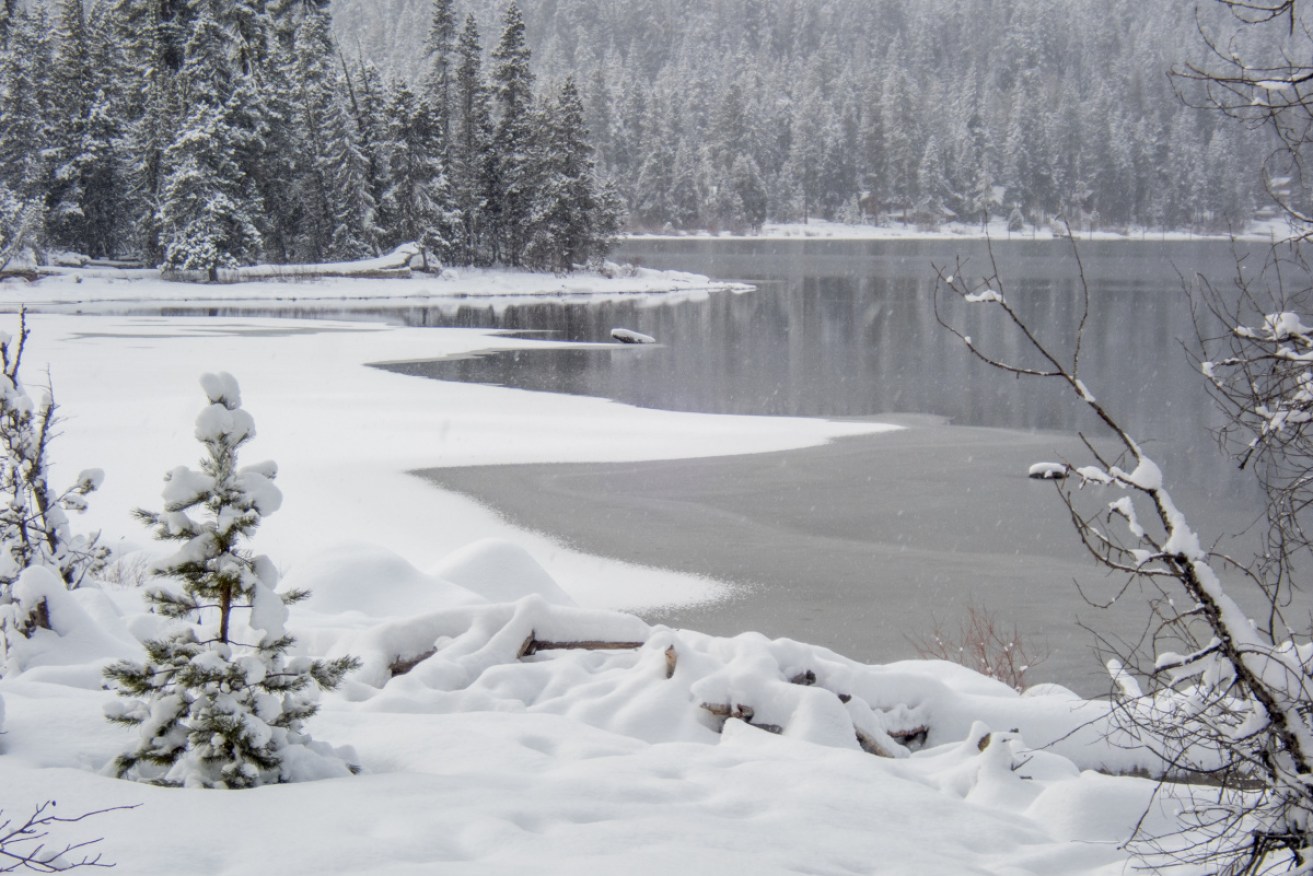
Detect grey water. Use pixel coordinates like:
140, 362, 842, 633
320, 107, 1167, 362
386, 237, 1271, 500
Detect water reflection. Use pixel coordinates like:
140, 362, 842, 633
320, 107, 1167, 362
144, 238, 1288, 505
374, 239, 1277, 504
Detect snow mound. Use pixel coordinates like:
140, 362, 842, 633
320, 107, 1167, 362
431, 538, 575, 607
4, 566, 138, 680
328, 595, 1151, 775
290, 544, 485, 618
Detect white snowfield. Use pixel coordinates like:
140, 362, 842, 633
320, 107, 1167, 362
0, 277, 1194, 875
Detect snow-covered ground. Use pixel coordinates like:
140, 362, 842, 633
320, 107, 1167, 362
16, 260, 750, 310
0, 272, 1204, 874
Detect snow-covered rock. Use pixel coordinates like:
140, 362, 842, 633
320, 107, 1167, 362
610, 327, 657, 344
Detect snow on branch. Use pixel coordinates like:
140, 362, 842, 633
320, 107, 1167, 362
937, 237, 1313, 874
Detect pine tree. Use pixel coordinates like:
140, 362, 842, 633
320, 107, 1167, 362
45, 0, 94, 252
449, 14, 493, 266
289, 8, 373, 262
104, 373, 358, 788
343, 60, 393, 256
489, 2, 540, 266
381, 81, 456, 267
158, 4, 263, 278
424, 0, 457, 149
110, 0, 183, 264
525, 77, 619, 270
0, 7, 53, 241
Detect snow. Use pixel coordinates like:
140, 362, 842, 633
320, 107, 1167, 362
0, 284, 1211, 875
9, 261, 751, 310
1027, 461, 1067, 479
964, 288, 1005, 304
609, 327, 656, 344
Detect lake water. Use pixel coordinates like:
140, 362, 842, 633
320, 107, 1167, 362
384, 237, 1268, 499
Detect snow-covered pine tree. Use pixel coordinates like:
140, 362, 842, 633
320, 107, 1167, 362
290, 6, 374, 262
343, 60, 394, 258
0, 310, 108, 674
489, 1, 541, 266
158, 3, 263, 279
0, 5, 53, 246
46, 0, 130, 259
449, 14, 494, 266
104, 373, 358, 788
524, 77, 618, 271
382, 81, 456, 268
424, 0, 457, 149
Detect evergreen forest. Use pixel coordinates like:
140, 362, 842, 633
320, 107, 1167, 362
336, 0, 1273, 234
0, 0, 620, 275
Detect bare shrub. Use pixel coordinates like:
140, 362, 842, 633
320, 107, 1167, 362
909, 599, 1047, 692
0, 801, 136, 872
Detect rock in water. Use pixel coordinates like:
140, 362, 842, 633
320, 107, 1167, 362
611, 328, 656, 344
1028, 462, 1068, 480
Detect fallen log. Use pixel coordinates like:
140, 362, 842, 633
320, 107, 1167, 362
699, 702, 783, 734
517, 631, 645, 659
854, 727, 895, 758
389, 647, 438, 678
890, 725, 930, 749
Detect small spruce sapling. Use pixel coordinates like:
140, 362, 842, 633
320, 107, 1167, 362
104, 373, 358, 788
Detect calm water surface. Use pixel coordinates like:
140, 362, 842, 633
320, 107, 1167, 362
382, 238, 1274, 500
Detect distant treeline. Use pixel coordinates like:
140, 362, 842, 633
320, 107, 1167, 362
335, 0, 1270, 234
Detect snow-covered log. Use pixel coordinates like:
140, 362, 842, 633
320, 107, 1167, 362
161, 244, 428, 284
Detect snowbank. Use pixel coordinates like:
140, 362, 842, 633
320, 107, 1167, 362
0, 540, 1179, 875
5, 259, 751, 309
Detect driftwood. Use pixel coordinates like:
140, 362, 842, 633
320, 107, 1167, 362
389, 647, 438, 678
855, 727, 895, 758
699, 702, 784, 735
517, 631, 645, 659
891, 725, 930, 749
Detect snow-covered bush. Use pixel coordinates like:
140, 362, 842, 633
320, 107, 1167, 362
104, 373, 358, 788
0, 310, 107, 675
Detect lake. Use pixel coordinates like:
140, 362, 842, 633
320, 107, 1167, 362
388, 237, 1263, 497
388, 236, 1298, 691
